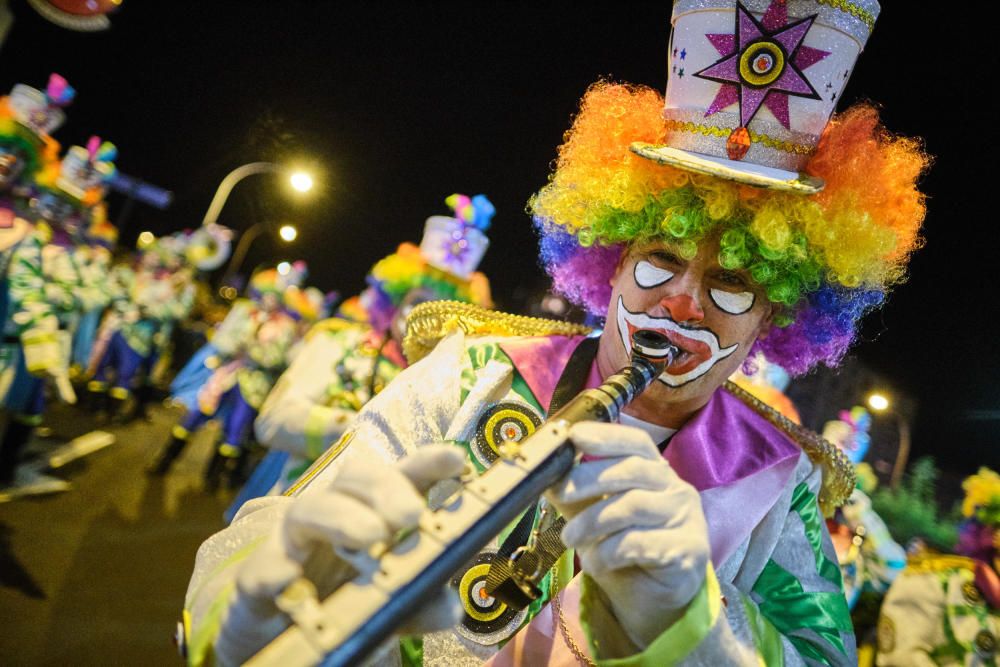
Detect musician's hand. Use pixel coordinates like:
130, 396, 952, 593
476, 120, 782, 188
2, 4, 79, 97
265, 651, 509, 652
546, 421, 709, 650
215, 444, 467, 666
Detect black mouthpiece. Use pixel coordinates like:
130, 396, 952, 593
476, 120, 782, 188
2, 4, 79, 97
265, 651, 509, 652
630, 329, 675, 360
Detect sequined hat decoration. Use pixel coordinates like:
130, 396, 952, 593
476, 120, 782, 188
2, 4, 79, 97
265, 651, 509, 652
56, 135, 117, 204
419, 193, 494, 279
7, 73, 75, 136
631, 0, 880, 194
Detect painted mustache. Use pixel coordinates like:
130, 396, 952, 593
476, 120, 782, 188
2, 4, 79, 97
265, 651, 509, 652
615, 295, 738, 387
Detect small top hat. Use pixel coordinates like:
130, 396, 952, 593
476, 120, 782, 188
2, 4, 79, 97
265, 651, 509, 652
419, 193, 493, 279
631, 0, 880, 194
55, 136, 116, 204
7, 73, 74, 137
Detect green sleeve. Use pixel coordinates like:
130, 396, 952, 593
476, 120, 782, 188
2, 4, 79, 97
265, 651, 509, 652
580, 563, 722, 666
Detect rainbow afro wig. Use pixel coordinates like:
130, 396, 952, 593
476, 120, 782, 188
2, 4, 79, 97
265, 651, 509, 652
362, 242, 492, 332
530, 82, 929, 375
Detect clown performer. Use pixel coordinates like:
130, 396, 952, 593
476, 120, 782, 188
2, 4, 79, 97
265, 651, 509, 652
86, 227, 222, 420
0, 75, 70, 397
182, 2, 930, 665
877, 467, 1000, 665
249, 194, 494, 498
822, 407, 906, 612
137, 224, 232, 416
220, 280, 334, 520
0, 74, 71, 219
1, 137, 115, 488
151, 264, 303, 489
69, 202, 118, 377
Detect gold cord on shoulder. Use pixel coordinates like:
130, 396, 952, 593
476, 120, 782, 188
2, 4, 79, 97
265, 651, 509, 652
402, 301, 592, 364
724, 380, 856, 516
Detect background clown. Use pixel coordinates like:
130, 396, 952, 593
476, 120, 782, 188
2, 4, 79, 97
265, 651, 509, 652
152, 262, 305, 489
1, 134, 115, 488
87, 224, 229, 421
877, 468, 1000, 665
251, 193, 494, 495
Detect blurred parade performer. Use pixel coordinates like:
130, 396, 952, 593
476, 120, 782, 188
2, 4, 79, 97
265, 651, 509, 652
86, 225, 227, 421
151, 263, 304, 489
730, 353, 800, 423
2, 131, 115, 488
70, 201, 117, 376
822, 408, 906, 611
181, 2, 931, 665
0, 74, 71, 489
251, 194, 494, 498
877, 468, 999, 665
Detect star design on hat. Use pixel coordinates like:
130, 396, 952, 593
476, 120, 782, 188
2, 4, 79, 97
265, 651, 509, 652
695, 0, 830, 129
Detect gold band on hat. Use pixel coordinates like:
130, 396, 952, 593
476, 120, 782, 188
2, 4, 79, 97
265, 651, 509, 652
661, 108, 818, 171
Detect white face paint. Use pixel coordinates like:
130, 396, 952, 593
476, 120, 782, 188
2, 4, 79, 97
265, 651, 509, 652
709, 288, 755, 315
633, 260, 674, 289
615, 296, 738, 387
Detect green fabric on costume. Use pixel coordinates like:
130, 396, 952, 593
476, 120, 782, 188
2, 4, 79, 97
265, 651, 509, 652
399, 637, 423, 667
750, 482, 853, 664
753, 559, 853, 662
740, 592, 785, 667
186, 536, 267, 667
579, 563, 721, 665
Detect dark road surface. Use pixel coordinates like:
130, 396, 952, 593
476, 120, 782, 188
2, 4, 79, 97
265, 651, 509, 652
1, 401, 233, 666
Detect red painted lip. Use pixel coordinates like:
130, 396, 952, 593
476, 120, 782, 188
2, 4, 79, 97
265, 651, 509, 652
626, 321, 711, 375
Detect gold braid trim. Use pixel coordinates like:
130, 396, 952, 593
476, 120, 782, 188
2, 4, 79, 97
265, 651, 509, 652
725, 380, 855, 516
817, 0, 876, 32
903, 554, 975, 575
402, 301, 592, 364
305, 316, 363, 342
663, 119, 816, 156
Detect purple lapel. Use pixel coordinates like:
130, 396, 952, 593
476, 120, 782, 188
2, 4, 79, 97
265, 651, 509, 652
498, 335, 599, 411
500, 335, 802, 565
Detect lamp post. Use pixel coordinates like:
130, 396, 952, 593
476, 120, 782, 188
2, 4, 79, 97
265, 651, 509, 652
201, 162, 313, 227
866, 392, 912, 489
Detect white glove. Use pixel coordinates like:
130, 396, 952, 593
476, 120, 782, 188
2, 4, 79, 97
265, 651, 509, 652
215, 444, 467, 666
21, 327, 76, 403
546, 421, 709, 650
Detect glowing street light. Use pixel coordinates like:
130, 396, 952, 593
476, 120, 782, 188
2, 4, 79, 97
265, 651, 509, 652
289, 172, 313, 193
866, 390, 910, 489
279, 224, 298, 242
867, 393, 890, 412
277, 261, 292, 275
201, 162, 316, 227
137, 230, 155, 247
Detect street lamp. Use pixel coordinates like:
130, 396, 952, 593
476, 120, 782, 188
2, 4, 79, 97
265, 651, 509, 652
201, 162, 314, 227
867, 393, 889, 412
289, 172, 313, 193
219, 221, 300, 295
866, 391, 911, 489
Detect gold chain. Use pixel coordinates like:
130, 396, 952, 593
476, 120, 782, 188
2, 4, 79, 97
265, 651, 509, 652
551, 568, 597, 667
724, 380, 856, 515
816, 0, 876, 32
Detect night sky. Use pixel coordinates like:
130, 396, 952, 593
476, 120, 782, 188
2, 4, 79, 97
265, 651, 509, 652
2, 2, 996, 472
